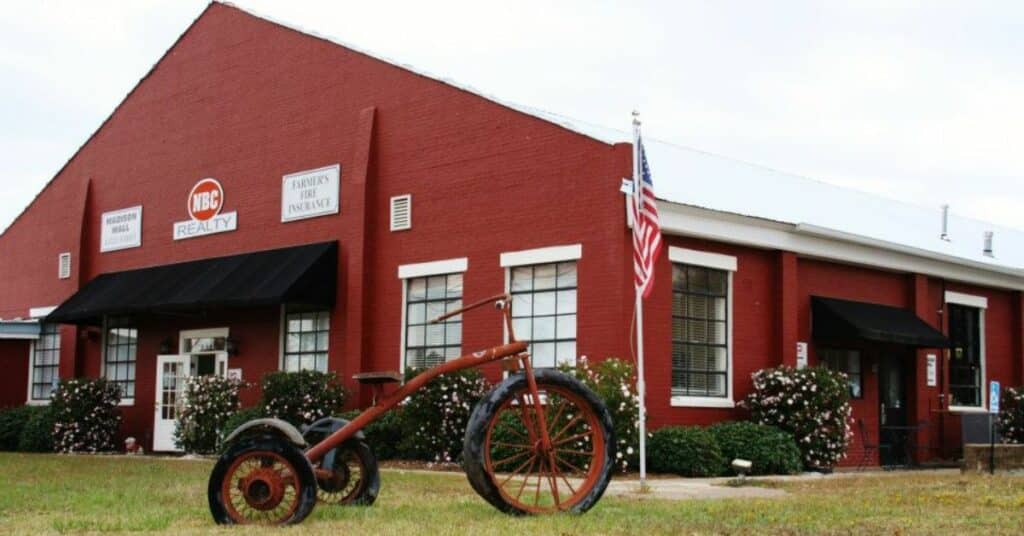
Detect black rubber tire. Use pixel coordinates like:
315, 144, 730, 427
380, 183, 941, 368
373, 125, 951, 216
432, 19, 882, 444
207, 434, 318, 525
463, 369, 615, 515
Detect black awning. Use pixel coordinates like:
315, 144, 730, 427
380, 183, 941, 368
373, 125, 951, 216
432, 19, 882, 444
47, 242, 337, 325
811, 296, 950, 348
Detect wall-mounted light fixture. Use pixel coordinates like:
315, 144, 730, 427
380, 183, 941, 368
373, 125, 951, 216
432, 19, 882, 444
159, 337, 174, 354
226, 337, 239, 356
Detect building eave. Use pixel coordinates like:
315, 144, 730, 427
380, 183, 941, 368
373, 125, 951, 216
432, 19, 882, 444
659, 200, 1024, 291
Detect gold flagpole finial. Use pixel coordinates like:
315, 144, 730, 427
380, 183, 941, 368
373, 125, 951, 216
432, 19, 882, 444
632, 109, 641, 127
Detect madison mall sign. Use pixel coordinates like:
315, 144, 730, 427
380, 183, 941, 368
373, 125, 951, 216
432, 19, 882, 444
173, 178, 238, 240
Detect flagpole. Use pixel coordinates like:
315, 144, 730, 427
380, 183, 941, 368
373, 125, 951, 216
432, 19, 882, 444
632, 110, 648, 489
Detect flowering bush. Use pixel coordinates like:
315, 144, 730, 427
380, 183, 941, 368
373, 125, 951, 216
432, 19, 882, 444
397, 368, 490, 463
259, 370, 347, 428
741, 366, 852, 470
562, 356, 639, 472
50, 378, 121, 453
998, 385, 1024, 443
175, 375, 243, 454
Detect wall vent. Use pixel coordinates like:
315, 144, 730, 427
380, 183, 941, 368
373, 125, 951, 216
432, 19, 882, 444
390, 195, 412, 231
58, 252, 72, 280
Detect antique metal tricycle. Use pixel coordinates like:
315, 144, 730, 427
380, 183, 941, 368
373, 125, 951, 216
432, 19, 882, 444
208, 293, 615, 525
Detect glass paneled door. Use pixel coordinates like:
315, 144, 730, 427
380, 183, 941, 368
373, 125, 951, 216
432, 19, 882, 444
153, 328, 230, 451
153, 355, 189, 452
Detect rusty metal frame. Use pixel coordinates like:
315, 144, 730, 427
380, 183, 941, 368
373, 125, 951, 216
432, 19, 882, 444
305, 293, 530, 464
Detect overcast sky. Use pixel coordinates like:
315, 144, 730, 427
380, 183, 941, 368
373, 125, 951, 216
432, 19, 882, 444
2, 1, 1022, 233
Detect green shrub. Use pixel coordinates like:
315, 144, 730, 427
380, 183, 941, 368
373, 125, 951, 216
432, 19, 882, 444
0, 406, 35, 451
647, 426, 725, 477
18, 406, 55, 452
218, 406, 266, 450
259, 370, 347, 429
742, 366, 852, 470
708, 421, 803, 476
341, 408, 404, 460
561, 356, 639, 472
998, 386, 1024, 444
51, 378, 121, 453
397, 368, 490, 463
175, 375, 243, 454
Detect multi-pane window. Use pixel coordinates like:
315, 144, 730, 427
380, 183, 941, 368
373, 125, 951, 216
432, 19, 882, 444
671, 264, 729, 397
405, 273, 463, 370
283, 309, 330, 372
948, 304, 983, 407
30, 324, 61, 401
104, 316, 137, 399
510, 262, 577, 368
820, 348, 862, 399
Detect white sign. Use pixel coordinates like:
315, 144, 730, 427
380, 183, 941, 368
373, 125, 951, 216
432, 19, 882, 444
227, 368, 242, 381
990, 381, 1000, 414
926, 354, 937, 387
100, 206, 143, 252
796, 342, 808, 369
172, 178, 238, 240
281, 164, 340, 222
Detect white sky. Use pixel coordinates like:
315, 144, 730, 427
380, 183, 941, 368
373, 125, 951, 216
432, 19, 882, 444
2, 1, 1022, 233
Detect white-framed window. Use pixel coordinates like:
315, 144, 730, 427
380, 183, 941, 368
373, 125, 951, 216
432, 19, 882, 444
28, 324, 61, 403
500, 245, 582, 369
281, 309, 330, 372
103, 316, 137, 402
403, 273, 463, 370
945, 291, 987, 411
509, 262, 578, 368
397, 257, 468, 373
669, 246, 737, 408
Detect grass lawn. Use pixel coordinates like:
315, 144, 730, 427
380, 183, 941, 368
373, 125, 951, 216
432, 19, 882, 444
0, 453, 1022, 535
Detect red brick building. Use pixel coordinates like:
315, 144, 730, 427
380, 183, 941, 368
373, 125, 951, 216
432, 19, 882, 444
1, 2, 1021, 466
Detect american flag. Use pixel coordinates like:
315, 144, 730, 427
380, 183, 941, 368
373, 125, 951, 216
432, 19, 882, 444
632, 136, 662, 298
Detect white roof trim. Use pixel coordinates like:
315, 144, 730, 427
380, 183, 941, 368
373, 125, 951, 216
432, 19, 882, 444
945, 291, 988, 309
660, 201, 1024, 291
500, 244, 582, 268
668, 247, 737, 272
29, 306, 57, 319
397, 257, 468, 279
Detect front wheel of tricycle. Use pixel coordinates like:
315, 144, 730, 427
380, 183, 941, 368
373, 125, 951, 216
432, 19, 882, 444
463, 368, 615, 515
207, 434, 318, 525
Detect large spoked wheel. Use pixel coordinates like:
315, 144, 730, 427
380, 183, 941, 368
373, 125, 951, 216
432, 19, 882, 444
302, 418, 380, 506
207, 434, 318, 525
464, 368, 615, 515
311, 441, 379, 505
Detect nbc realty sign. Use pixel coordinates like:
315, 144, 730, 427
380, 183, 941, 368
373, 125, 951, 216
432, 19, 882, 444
173, 178, 238, 240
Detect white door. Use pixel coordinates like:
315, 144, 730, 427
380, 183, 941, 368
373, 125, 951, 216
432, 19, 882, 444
154, 354, 189, 452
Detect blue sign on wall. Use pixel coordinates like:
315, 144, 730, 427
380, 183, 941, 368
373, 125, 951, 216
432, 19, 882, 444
990, 381, 1001, 414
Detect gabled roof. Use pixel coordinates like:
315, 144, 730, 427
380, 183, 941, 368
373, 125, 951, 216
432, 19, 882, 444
6, 1, 1023, 276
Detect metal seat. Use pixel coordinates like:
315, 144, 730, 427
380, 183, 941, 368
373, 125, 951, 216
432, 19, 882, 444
353, 371, 402, 384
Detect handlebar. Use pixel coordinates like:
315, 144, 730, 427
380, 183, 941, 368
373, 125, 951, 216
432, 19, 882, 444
430, 293, 511, 324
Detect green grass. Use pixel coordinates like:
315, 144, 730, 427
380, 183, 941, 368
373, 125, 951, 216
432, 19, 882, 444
0, 453, 1022, 534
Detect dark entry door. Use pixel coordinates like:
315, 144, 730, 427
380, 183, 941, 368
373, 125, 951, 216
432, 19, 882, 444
878, 355, 909, 466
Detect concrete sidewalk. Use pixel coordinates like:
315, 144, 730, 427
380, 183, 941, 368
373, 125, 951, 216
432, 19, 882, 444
603, 468, 962, 501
